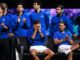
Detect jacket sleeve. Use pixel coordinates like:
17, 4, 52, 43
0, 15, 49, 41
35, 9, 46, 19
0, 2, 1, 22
44, 13, 49, 30
66, 17, 75, 35
24, 15, 31, 29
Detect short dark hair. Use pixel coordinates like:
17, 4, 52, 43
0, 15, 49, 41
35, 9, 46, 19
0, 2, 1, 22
33, 0, 41, 5
0, 3, 8, 10
17, 3, 23, 5
59, 21, 66, 26
33, 20, 40, 25
56, 4, 64, 10
17, 3, 23, 7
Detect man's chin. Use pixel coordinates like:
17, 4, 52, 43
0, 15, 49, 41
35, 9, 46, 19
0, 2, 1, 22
60, 30, 64, 32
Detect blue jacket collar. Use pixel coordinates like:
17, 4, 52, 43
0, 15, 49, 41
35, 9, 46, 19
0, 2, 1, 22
34, 10, 42, 13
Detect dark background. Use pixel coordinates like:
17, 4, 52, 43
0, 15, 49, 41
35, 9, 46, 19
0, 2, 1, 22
0, 0, 80, 8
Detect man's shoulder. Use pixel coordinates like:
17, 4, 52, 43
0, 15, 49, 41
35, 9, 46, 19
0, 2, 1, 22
66, 31, 72, 36
54, 31, 60, 35
28, 28, 34, 32
62, 14, 69, 19
4, 13, 12, 18
41, 29, 46, 33
52, 15, 57, 18
22, 13, 29, 18
30, 10, 36, 14
51, 15, 58, 21
27, 28, 34, 36
29, 11, 36, 17
40, 11, 47, 14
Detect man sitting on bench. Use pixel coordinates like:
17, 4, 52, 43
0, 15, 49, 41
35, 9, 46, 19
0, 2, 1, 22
53, 21, 79, 60
28, 20, 54, 60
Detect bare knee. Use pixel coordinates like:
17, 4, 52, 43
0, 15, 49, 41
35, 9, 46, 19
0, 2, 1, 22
76, 44, 79, 48
73, 43, 79, 48
44, 49, 54, 56
30, 49, 38, 55
49, 51, 54, 57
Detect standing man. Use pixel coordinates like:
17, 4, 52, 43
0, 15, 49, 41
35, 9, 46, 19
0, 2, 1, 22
9, 3, 31, 58
29, 0, 49, 31
53, 22, 79, 60
0, 3, 14, 37
11, 3, 31, 37
28, 20, 54, 60
0, 5, 11, 60
0, 3, 17, 60
50, 4, 76, 38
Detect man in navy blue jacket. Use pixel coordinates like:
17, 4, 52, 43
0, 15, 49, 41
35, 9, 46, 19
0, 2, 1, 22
29, 0, 49, 31
28, 20, 54, 60
11, 3, 31, 37
50, 4, 76, 38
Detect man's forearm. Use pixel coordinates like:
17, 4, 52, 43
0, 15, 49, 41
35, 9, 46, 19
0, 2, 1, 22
39, 32, 44, 38
3, 25, 8, 29
70, 44, 79, 51
54, 39, 65, 44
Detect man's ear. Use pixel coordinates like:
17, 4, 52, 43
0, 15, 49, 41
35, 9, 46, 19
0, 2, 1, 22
2, 10, 4, 13
64, 25, 66, 28
23, 8, 24, 11
39, 5, 41, 8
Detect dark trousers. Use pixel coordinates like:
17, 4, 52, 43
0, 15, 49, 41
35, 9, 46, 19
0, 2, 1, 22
0, 39, 10, 60
9, 38, 16, 60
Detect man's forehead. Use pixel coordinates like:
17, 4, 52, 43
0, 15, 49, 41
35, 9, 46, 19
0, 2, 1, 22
56, 7, 61, 10
34, 23, 40, 25
33, 3, 37, 4
17, 5, 23, 7
59, 23, 65, 25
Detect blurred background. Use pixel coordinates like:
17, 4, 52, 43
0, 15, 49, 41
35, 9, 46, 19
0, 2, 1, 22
0, 0, 80, 8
